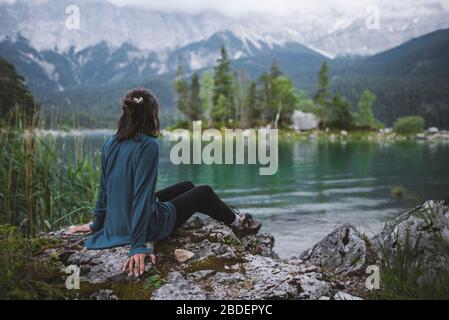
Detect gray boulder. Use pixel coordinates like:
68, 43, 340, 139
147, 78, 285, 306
38, 217, 362, 300
427, 127, 439, 134
152, 272, 207, 300
373, 200, 449, 278
292, 111, 319, 131
333, 291, 363, 300
89, 289, 118, 300
300, 224, 376, 275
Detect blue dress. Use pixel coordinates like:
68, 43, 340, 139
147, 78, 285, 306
85, 134, 176, 256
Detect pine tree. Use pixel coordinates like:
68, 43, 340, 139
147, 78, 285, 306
314, 62, 330, 105
254, 60, 286, 126
212, 45, 234, 124
257, 71, 273, 124
330, 94, 354, 130
199, 71, 215, 126
357, 89, 377, 129
314, 62, 331, 125
212, 94, 227, 126
173, 64, 190, 120
246, 81, 258, 127
189, 73, 201, 121
270, 59, 282, 79
0, 58, 37, 122
232, 70, 252, 127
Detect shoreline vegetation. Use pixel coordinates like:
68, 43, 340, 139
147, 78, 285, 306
29, 126, 449, 143
0, 112, 100, 235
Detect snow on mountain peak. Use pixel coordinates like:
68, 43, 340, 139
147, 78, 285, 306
1, 0, 449, 57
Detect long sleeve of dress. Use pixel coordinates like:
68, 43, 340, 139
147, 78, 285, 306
128, 140, 159, 256
90, 142, 108, 232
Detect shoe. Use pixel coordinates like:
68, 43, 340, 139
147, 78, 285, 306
231, 213, 262, 238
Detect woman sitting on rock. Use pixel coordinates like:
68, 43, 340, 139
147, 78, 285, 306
68, 88, 262, 277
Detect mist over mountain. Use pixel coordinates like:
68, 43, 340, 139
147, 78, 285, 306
1, 0, 449, 56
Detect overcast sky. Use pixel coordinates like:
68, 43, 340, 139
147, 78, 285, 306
1, 0, 447, 17
107, 0, 448, 16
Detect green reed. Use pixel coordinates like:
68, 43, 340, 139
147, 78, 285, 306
0, 109, 100, 234
372, 202, 449, 299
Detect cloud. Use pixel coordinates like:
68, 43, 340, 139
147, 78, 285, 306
2, 0, 447, 17
107, 0, 448, 17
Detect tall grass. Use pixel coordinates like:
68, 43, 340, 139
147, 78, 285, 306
373, 201, 449, 299
0, 109, 100, 234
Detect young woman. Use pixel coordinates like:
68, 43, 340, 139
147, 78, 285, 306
68, 88, 262, 277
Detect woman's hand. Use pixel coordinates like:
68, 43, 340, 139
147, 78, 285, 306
67, 223, 91, 234
122, 253, 157, 277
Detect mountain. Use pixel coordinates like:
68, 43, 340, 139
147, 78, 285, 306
0, 30, 329, 127
168, 31, 328, 91
331, 29, 449, 127
350, 28, 449, 77
0, 30, 329, 95
0, 36, 164, 93
1, 0, 449, 56
0, 35, 62, 92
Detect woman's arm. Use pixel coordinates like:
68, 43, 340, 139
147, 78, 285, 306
68, 140, 109, 234
89, 141, 108, 232
128, 139, 159, 257
123, 140, 159, 276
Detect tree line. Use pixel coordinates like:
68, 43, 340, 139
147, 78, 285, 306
0, 58, 37, 124
172, 45, 383, 131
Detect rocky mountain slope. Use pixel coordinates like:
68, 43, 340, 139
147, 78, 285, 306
0, 31, 328, 95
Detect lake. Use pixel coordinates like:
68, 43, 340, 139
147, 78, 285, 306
59, 131, 449, 257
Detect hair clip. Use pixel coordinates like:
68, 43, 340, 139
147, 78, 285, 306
133, 97, 144, 104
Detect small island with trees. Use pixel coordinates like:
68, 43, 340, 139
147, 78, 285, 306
171, 45, 448, 142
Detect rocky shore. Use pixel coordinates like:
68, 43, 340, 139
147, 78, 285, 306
288, 127, 449, 143
38, 200, 449, 300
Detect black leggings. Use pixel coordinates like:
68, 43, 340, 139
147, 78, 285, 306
155, 181, 236, 230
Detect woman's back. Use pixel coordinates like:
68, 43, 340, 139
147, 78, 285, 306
85, 134, 176, 256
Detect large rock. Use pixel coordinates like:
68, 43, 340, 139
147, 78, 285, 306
174, 249, 195, 263
334, 291, 363, 300
38, 217, 360, 300
292, 111, 319, 131
300, 224, 376, 275
152, 272, 206, 300
373, 200, 449, 278
89, 289, 118, 300
427, 127, 439, 134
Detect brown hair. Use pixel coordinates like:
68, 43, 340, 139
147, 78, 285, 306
116, 88, 160, 142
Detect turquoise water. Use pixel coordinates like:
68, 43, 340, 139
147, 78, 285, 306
61, 133, 449, 257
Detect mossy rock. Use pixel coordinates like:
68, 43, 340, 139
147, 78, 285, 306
0, 224, 67, 299
187, 256, 245, 273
